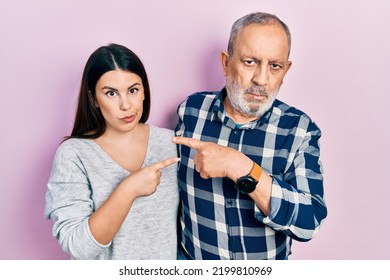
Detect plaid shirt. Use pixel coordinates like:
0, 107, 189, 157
175, 88, 327, 260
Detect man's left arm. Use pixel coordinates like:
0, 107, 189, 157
254, 123, 327, 242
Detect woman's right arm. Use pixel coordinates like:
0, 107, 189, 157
45, 144, 107, 259
45, 144, 179, 259
87, 157, 179, 245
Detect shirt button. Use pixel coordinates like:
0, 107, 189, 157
234, 131, 239, 135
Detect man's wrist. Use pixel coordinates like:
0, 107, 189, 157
234, 162, 263, 194
228, 154, 253, 182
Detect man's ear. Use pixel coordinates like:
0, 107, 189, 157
280, 61, 293, 87
220, 51, 230, 77
285, 60, 292, 73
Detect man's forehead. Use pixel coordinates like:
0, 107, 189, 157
237, 24, 288, 44
233, 24, 290, 60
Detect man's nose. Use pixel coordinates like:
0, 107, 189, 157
252, 65, 269, 86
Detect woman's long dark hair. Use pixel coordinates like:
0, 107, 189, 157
68, 43, 151, 139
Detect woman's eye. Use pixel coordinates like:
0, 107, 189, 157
106, 91, 117, 97
129, 88, 139, 94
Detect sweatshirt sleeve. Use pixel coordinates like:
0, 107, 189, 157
44, 142, 111, 259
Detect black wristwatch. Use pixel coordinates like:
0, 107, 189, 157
235, 162, 263, 193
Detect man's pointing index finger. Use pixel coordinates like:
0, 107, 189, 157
172, 137, 203, 150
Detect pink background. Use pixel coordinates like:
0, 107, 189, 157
1, 0, 389, 260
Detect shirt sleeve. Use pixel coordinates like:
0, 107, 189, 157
175, 99, 186, 137
254, 120, 327, 242
44, 143, 111, 259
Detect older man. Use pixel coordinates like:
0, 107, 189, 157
173, 12, 327, 260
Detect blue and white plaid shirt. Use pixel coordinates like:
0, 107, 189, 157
175, 88, 327, 260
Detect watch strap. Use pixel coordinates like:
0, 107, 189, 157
250, 162, 262, 182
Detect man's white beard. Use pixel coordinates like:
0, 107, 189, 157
226, 78, 279, 118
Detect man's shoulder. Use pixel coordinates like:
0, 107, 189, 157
274, 99, 310, 119
273, 99, 320, 131
179, 90, 220, 107
188, 91, 218, 98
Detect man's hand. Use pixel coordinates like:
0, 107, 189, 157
172, 136, 252, 181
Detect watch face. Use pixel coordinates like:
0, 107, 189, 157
235, 177, 257, 193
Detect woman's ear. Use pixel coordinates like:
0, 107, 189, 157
89, 91, 99, 107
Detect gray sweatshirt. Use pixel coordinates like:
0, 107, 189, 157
45, 125, 179, 259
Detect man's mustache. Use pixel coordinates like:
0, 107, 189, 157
244, 86, 269, 97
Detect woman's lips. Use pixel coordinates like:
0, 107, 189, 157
121, 115, 135, 123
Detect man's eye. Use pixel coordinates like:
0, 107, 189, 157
271, 63, 282, 70
243, 59, 255, 66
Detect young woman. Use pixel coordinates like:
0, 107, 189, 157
45, 44, 179, 260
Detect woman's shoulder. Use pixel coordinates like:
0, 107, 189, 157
58, 137, 91, 149
147, 125, 176, 153
149, 125, 175, 139
53, 138, 94, 159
